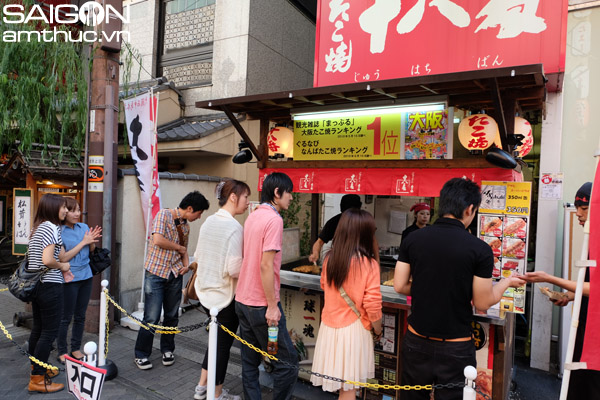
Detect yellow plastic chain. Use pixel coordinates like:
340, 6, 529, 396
104, 295, 110, 359
218, 323, 432, 391
0, 288, 9, 292
103, 289, 181, 334
0, 319, 59, 372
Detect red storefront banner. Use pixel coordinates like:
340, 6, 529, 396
582, 162, 600, 371
314, 0, 567, 87
259, 168, 521, 197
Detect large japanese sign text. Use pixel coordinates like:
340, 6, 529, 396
293, 105, 449, 160
315, 0, 567, 87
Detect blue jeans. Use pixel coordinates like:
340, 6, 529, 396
235, 301, 298, 400
401, 330, 476, 400
134, 271, 182, 359
29, 282, 63, 375
57, 277, 93, 355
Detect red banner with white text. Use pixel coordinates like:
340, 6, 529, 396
314, 0, 567, 87
259, 168, 521, 196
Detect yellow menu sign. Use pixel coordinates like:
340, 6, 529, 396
479, 181, 532, 216
293, 112, 401, 160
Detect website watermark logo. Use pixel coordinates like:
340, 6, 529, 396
1, 2, 130, 43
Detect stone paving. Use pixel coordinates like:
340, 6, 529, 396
1, 283, 561, 400
0, 285, 334, 400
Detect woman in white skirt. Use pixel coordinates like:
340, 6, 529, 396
311, 208, 383, 400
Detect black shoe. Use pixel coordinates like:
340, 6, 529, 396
134, 358, 153, 370
162, 352, 174, 366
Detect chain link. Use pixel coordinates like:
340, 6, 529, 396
476, 386, 493, 400
104, 294, 110, 359
103, 289, 210, 335
218, 322, 466, 392
0, 287, 9, 292
0, 319, 64, 372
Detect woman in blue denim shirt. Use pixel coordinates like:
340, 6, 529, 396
56, 197, 101, 364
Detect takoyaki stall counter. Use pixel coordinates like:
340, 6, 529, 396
196, 65, 547, 400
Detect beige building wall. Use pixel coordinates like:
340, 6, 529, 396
116, 174, 221, 313
531, 3, 600, 371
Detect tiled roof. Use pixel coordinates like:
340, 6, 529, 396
157, 114, 237, 142
119, 169, 221, 182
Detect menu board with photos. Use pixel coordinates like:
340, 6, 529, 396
478, 181, 532, 315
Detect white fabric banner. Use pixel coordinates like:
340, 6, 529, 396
123, 92, 162, 230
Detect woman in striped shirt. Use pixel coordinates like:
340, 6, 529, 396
27, 194, 72, 394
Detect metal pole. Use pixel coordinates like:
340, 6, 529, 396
99, 279, 109, 367
103, 85, 114, 282
463, 365, 477, 400
207, 307, 219, 400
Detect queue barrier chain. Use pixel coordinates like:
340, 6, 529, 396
0, 287, 491, 398
104, 290, 488, 395
218, 322, 490, 398
0, 319, 63, 373
103, 289, 210, 335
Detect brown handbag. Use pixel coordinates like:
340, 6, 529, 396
183, 262, 199, 303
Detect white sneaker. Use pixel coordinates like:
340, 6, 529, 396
217, 389, 241, 400
194, 385, 207, 400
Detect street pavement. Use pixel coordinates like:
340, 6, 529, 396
0, 283, 560, 399
0, 284, 334, 400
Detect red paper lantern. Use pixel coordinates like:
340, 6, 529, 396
267, 126, 294, 157
458, 114, 498, 151
514, 117, 534, 157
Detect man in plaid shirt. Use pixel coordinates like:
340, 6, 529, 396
134, 191, 209, 370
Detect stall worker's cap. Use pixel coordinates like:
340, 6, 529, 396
410, 202, 431, 213
574, 182, 592, 207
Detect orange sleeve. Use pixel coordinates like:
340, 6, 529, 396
362, 259, 382, 322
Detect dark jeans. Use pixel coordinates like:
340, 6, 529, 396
235, 301, 298, 400
57, 277, 93, 355
134, 271, 182, 359
29, 282, 64, 375
401, 330, 476, 400
201, 300, 239, 385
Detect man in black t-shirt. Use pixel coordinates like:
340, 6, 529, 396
394, 178, 525, 400
308, 194, 362, 263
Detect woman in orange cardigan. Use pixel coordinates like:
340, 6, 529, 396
311, 208, 383, 400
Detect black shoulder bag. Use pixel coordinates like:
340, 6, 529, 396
8, 257, 47, 302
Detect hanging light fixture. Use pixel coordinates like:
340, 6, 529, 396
458, 114, 498, 151
267, 126, 294, 158
513, 117, 534, 157
232, 141, 253, 164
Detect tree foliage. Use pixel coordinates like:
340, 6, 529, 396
0, 0, 88, 159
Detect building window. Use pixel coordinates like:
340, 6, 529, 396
167, 0, 215, 14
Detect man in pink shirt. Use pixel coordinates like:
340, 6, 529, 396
235, 172, 298, 400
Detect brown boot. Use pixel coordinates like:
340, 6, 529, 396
28, 374, 64, 393
30, 366, 59, 378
